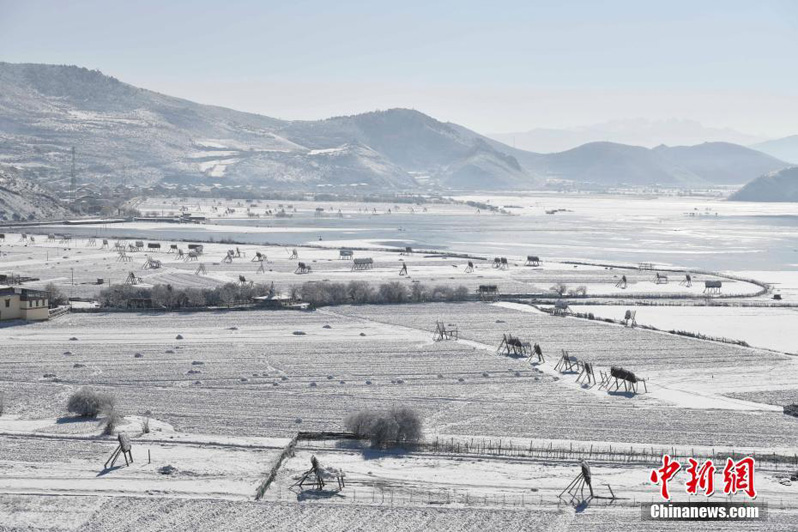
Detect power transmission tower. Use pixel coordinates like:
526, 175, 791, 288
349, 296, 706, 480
69, 146, 77, 204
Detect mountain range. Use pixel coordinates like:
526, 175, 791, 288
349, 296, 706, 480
0, 62, 792, 192
489, 119, 768, 154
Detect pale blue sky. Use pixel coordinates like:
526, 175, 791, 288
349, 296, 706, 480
1, 0, 797, 136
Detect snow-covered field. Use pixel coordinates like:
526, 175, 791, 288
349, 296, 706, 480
4, 494, 795, 531
3, 305, 796, 446
0, 303, 796, 529
574, 304, 798, 354
270, 440, 797, 507
2, 195, 797, 530
0, 232, 761, 302
0, 495, 570, 532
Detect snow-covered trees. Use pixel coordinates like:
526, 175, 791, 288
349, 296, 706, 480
67, 387, 115, 418
344, 407, 423, 447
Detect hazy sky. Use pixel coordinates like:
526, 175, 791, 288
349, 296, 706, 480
1, 0, 797, 137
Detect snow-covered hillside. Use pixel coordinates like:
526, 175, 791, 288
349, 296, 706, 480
0, 167, 70, 221
2, 62, 785, 191
0, 63, 535, 191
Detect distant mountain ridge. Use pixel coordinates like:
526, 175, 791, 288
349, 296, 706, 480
0, 62, 790, 191
514, 141, 784, 186
653, 142, 787, 185
534, 142, 695, 185
730, 166, 798, 202
751, 135, 798, 165
489, 119, 767, 153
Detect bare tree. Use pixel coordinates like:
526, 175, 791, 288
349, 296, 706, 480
184, 288, 206, 308
568, 285, 588, 296
347, 281, 373, 303
67, 388, 115, 418
344, 410, 378, 438
377, 282, 409, 303
100, 406, 124, 435
369, 415, 400, 447
411, 282, 428, 302
142, 409, 152, 433
344, 407, 423, 448
453, 286, 470, 300
390, 407, 423, 443
44, 282, 67, 307
550, 283, 568, 296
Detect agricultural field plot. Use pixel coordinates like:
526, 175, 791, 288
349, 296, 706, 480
0, 415, 286, 499
269, 442, 796, 507
0, 493, 569, 532
2, 306, 798, 450
573, 304, 798, 354
0, 310, 596, 439
4, 491, 793, 532
1, 232, 757, 302
330, 302, 798, 445
0, 278, 796, 529
334, 301, 796, 383
726, 389, 798, 408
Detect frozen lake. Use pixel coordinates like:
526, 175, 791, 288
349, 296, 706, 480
36, 193, 798, 273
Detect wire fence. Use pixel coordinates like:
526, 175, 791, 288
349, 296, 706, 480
263, 482, 798, 511
298, 435, 798, 470
255, 434, 798, 511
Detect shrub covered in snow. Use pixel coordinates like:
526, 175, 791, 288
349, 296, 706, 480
344, 407, 423, 448
67, 387, 115, 418
101, 407, 124, 435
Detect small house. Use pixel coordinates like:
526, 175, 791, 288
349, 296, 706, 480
0, 286, 50, 321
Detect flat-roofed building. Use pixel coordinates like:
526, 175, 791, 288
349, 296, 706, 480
0, 286, 50, 321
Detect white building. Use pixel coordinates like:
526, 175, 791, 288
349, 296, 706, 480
0, 286, 50, 321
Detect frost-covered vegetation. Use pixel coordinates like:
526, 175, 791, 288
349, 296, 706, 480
298, 281, 469, 306
98, 281, 470, 309
44, 282, 67, 307
344, 407, 423, 447
99, 282, 271, 309
67, 387, 115, 418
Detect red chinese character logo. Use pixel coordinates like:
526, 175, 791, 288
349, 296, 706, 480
723, 457, 756, 498
685, 458, 715, 496
650, 454, 681, 500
